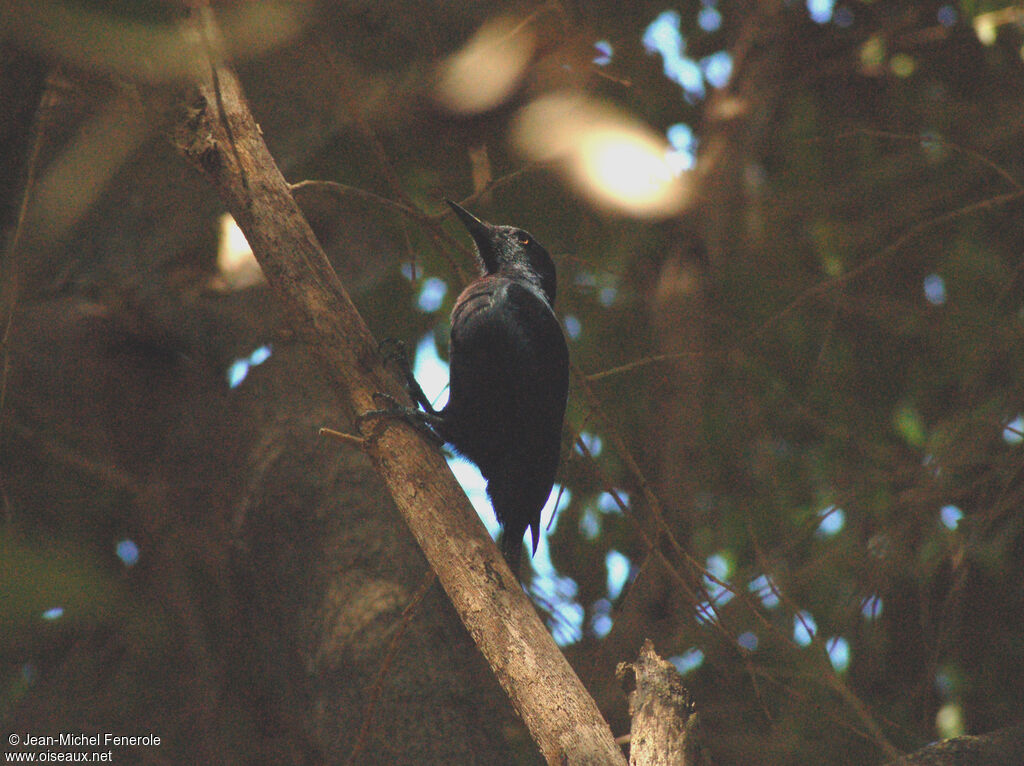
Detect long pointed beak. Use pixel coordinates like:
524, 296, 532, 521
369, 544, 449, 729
446, 199, 500, 273
446, 199, 491, 243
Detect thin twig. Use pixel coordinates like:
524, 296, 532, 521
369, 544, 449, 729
289, 180, 423, 220
318, 426, 366, 449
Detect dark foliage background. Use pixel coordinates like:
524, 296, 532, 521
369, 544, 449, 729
3, 1, 1024, 763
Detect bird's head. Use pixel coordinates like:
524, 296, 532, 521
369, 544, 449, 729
446, 200, 557, 306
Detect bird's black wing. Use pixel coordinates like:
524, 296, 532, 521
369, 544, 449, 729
444, 276, 569, 556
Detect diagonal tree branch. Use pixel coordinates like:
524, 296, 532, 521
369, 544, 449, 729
163, 28, 626, 766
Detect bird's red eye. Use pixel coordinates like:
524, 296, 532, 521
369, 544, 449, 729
518, 235, 531, 246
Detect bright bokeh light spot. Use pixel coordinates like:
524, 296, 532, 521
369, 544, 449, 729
564, 314, 581, 339
579, 491, 622, 540
412, 334, 450, 407
593, 39, 613, 66
597, 491, 625, 514
417, 277, 448, 312
436, 15, 535, 114
974, 15, 998, 46
551, 603, 584, 646
698, 6, 722, 32
217, 214, 264, 290
923, 273, 947, 305
580, 129, 680, 209
940, 504, 963, 530
706, 553, 731, 579
512, 93, 688, 218
703, 553, 734, 606
42, 607, 64, 621
861, 595, 883, 620
116, 538, 139, 567
794, 610, 817, 646
227, 344, 273, 389
591, 599, 614, 637
249, 345, 272, 366
227, 359, 249, 388
670, 647, 705, 675
749, 574, 780, 608
643, 10, 704, 99
1003, 414, 1024, 444
577, 431, 604, 457
666, 122, 696, 175
592, 613, 613, 637
531, 569, 583, 646
606, 550, 631, 600
738, 631, 759, 651
701, 51, 732, 88
936, 703, 966, 738
695, 600, 717, 624
827, 636, 850, 671
808, 0, 835, 24
447, 455, 495, 531
816, 505, 845, 537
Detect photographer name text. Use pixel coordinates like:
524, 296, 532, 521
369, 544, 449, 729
13, 734, 160, 747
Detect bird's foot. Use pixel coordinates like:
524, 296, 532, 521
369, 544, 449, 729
356, 392, 445, 446
377, 338, 438, 416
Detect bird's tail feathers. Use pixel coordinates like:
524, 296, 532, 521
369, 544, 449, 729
499, 528, 524, 576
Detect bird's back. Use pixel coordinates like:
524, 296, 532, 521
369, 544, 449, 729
442, 275, 569, 554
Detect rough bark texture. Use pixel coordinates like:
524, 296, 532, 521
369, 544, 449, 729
617, 640, 708, 766
886, 723, 1024, 766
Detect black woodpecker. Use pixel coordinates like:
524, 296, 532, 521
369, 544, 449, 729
389, 201, 570, 571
